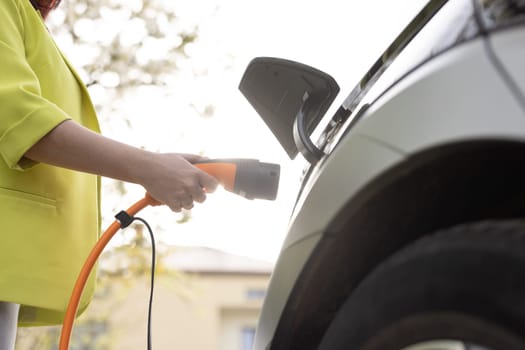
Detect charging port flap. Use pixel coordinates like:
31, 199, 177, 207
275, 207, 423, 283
239, 57, 339, 164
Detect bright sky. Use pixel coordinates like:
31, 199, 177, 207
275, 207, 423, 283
51, 0, 427, 263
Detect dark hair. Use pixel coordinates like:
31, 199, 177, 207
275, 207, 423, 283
30, 0, 62, 19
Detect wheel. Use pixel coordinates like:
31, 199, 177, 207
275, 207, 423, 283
318, 220, 525, 350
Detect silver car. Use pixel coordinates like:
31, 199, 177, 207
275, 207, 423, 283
239, 0, 525, 349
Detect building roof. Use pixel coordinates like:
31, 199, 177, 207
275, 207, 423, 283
163, 246, 274, 275
100, 245, 274, 276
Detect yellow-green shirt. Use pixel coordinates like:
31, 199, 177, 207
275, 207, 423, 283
0, 0, 101, 325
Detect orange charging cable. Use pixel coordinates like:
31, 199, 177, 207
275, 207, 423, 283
58, 193, 160, 350
57, 160, 271, 349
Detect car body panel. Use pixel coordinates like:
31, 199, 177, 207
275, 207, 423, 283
356, 37, 525, 154
253, 233, 322, 350
489, 26, 525, 98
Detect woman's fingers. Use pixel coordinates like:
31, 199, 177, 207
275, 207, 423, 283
198, 171, 219, 195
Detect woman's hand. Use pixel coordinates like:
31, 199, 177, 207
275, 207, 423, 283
137, 152, 218, 212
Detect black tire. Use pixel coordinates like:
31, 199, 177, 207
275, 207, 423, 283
318, 220, 525, 350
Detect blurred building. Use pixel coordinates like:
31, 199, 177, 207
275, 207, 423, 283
103, 246, 273, 350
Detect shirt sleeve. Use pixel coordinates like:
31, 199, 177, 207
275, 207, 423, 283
0, 0, 71, 170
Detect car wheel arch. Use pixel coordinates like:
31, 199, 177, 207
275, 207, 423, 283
269, 138, 525, 350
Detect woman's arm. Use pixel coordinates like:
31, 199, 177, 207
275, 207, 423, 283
25, 119, 218, 212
